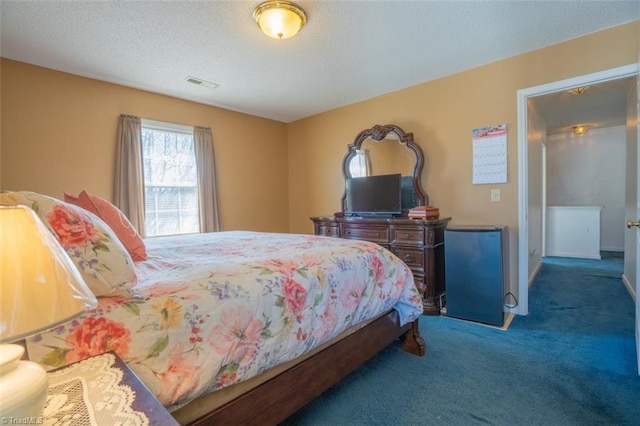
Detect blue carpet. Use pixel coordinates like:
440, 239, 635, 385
282, 252, 640, 425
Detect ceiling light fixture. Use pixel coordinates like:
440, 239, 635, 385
568, 86, 589, 95
253, 1, 307, 40
572, 125, 588, 135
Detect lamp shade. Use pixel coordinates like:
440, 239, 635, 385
253, 1, 307, 40
0, 205, 97, 343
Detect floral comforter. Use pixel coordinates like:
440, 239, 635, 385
27, 231, 423, 408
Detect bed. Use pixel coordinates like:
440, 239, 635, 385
4, 191, 425, 424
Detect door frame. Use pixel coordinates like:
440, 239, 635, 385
517, 63, 639, 316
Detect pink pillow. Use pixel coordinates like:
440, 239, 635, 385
64, 191, 147, 261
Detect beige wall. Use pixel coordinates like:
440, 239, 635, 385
527, 101, 545, 278
0, 58, 3, 189
624, 66, 639, 300
288, 20, 639, 303
1, 59, 289, 232
1, 21, 638, 304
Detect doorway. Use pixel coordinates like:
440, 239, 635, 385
517, 63, 639, 316
537, 82, 629, 260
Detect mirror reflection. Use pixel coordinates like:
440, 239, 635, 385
348, 137, 417, 178
341, 124, 427, 212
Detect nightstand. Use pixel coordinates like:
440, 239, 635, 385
44, 351, 178, 426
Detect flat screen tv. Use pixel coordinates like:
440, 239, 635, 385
345, 173, 402, 217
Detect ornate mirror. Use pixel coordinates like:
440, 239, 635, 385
341, 124, 427, 212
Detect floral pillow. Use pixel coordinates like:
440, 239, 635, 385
64, 191, 147, 261
0, 191, 138, 298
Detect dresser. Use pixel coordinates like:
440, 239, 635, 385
321, 123, 449, 315
311, 216, 450, 315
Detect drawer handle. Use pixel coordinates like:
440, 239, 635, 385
346, 231, 351, 235
404, 233, 410, 239
375, 232, 380, 237
404, 254, 412, 261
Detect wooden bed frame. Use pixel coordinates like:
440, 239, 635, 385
182, 310, 425, 425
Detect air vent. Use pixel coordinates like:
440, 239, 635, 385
185, 76, 219, 90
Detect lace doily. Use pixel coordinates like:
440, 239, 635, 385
44, 353, 149, 426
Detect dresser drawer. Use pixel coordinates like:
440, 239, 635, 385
316, 224, 339, 237
393, 247, 425, 271
412, 273, 426, 297
311, 215, 450, 317
341, 225, 389, 244
391, 227, 424, 246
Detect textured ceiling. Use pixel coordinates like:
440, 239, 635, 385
532, 77, 634, 135
1, 1, 639, 123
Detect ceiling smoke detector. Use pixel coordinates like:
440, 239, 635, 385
185, 76, 219, 90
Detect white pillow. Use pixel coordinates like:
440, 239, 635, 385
0, 191, 138, 298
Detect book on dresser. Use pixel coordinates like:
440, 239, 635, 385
408, 206, 440, 220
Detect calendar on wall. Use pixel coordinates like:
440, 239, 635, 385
472, 124, 507, 184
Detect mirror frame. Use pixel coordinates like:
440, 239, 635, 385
341, 124, 428, 212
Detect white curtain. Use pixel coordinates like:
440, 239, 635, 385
114, 114, 146, 236
194, 126, 221, 232
351, 149, 372, 177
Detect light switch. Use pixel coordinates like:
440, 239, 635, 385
491, 189, 501, 202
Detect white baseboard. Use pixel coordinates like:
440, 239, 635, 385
528, 261, 542, 287
545, 251, 601, 260
507, 261, 542, 316
505, 304, 520, 315
600, 246, 624, 252
622, 273, 637, 301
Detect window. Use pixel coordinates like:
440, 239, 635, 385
141, 120, 200, 237
349, 149, 372, 177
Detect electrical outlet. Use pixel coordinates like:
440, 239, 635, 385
491, 188, 501, 202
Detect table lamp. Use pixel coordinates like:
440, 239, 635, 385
0, 205, 98, 419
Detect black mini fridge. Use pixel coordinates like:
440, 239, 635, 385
444, 226, 508, 326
